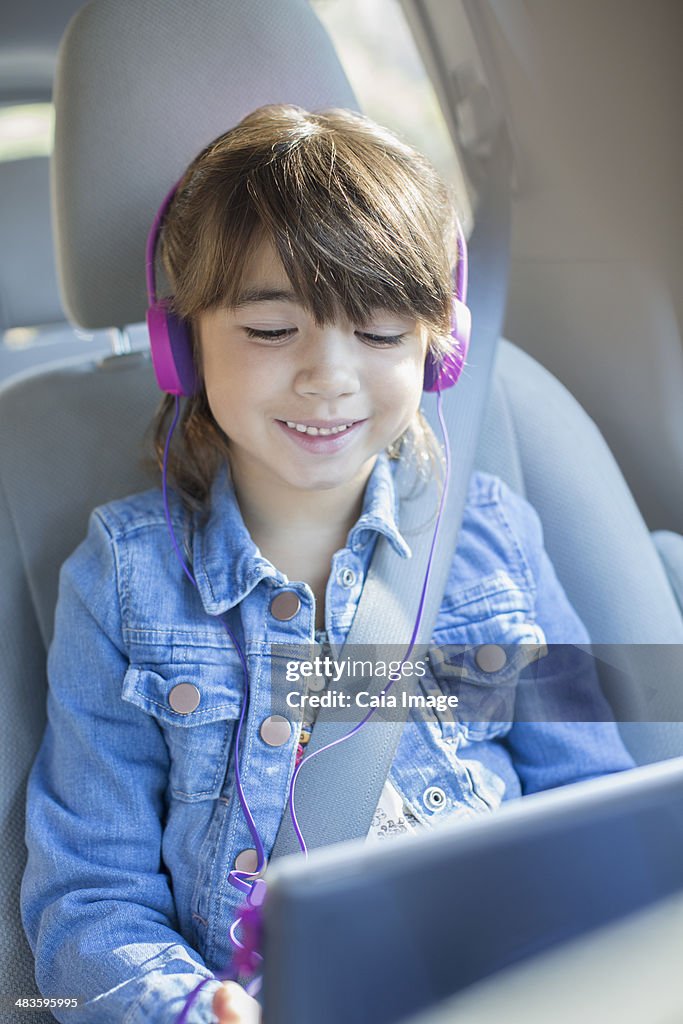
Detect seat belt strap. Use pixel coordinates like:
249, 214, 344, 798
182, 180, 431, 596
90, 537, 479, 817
270, 127, 513, 859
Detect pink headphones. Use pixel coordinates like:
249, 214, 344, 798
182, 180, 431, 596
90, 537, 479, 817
145, 181, 471, 396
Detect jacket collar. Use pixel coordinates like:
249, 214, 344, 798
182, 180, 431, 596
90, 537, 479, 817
192, 451, 412, 616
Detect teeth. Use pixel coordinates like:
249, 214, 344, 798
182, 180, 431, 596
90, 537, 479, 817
285, 421, 354, 436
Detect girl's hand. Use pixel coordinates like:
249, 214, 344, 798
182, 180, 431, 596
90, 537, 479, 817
212, 981, 262, 1023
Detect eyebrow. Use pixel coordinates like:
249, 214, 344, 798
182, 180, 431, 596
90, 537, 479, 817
232, 287, 300, 308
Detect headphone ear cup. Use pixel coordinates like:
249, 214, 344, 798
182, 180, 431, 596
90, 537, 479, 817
423, 296, 472, 392
147, 301, 198, 397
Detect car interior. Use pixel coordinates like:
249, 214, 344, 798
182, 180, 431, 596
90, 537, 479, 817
1, 1, 682, 1021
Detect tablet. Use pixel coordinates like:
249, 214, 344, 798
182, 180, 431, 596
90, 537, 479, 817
262, 756, 683, 1024
399, 887, 683, 1024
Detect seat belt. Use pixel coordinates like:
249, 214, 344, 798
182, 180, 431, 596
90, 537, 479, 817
270, 126, 513, 859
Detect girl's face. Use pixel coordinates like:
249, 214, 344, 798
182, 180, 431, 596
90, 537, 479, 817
197, 239, 429, 501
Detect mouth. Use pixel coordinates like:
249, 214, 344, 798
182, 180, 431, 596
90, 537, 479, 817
275, 418, 367, 452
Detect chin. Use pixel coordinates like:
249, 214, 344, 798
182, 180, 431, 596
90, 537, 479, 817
291, 474, 348, 491
290, 465, 356, 489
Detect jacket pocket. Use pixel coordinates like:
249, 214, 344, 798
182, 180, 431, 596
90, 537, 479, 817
431, 571, 547, 742
428, 635, 546, 742
122, 661, 244, 802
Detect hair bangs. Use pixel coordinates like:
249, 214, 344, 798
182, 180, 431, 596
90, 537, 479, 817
235, 141, 453, 334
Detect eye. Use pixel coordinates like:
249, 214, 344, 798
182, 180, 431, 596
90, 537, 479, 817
244, 327, 296, 342
243, 326, 405, 346
357, 331, 405, 346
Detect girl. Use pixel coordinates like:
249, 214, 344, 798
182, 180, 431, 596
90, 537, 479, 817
21, 105, 635, 1024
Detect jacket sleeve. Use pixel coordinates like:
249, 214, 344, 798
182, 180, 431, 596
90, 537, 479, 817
20, 510, 222, 1024
498, 485, 636, 794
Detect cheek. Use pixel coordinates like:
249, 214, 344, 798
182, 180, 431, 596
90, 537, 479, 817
381, 357, 425, 407
203, 360, 274, 431
200, 342, 243, 401
203, 376, 241, 433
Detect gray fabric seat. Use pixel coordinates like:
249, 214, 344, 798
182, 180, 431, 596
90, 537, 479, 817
2, 0, 683, 1019
0, 155, 117, 384
0, 156, 152, 385
0, 156, 61, 331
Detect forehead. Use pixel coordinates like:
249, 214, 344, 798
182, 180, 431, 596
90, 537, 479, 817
228, 237, 305, 312
241, 238, 290, 288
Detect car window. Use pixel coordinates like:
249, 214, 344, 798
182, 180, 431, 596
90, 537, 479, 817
0, 102, 53, 162
311, 0, 472, 229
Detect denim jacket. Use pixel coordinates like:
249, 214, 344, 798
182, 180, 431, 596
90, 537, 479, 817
21, 453, 635, 1023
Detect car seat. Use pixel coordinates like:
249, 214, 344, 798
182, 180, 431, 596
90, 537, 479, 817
2, 0, 682, 1018
0, 154, 147, 384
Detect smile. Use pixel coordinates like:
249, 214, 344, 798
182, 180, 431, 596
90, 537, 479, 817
284, 420, 355, 436
275, 419, 367, 451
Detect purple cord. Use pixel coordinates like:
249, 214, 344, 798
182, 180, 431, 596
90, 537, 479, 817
174, 977, 214, 1024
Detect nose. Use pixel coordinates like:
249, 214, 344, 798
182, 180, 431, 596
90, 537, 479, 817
294, 326, 360, 399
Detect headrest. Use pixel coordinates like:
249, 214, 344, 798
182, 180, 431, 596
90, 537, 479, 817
52, 0, 358, 330
0, 156, 63, 330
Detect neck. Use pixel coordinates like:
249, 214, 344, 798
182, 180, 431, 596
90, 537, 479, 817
227, 454, 376, 551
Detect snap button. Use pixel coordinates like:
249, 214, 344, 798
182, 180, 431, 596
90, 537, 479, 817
474, 644, 507, 673
168, 682, 201, 715
338, 567, 357, 588
423, 786, 447, 812
308, 673, 326, 692
234, 848, 260, 874
260, 715, 292, 746
270, 590, 301, 621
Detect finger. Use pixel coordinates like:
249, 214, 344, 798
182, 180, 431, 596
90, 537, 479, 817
213, 982, 242, 1023
213, 981, 261, 1023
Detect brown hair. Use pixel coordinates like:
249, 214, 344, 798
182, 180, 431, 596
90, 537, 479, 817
149, 104, 463, 515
